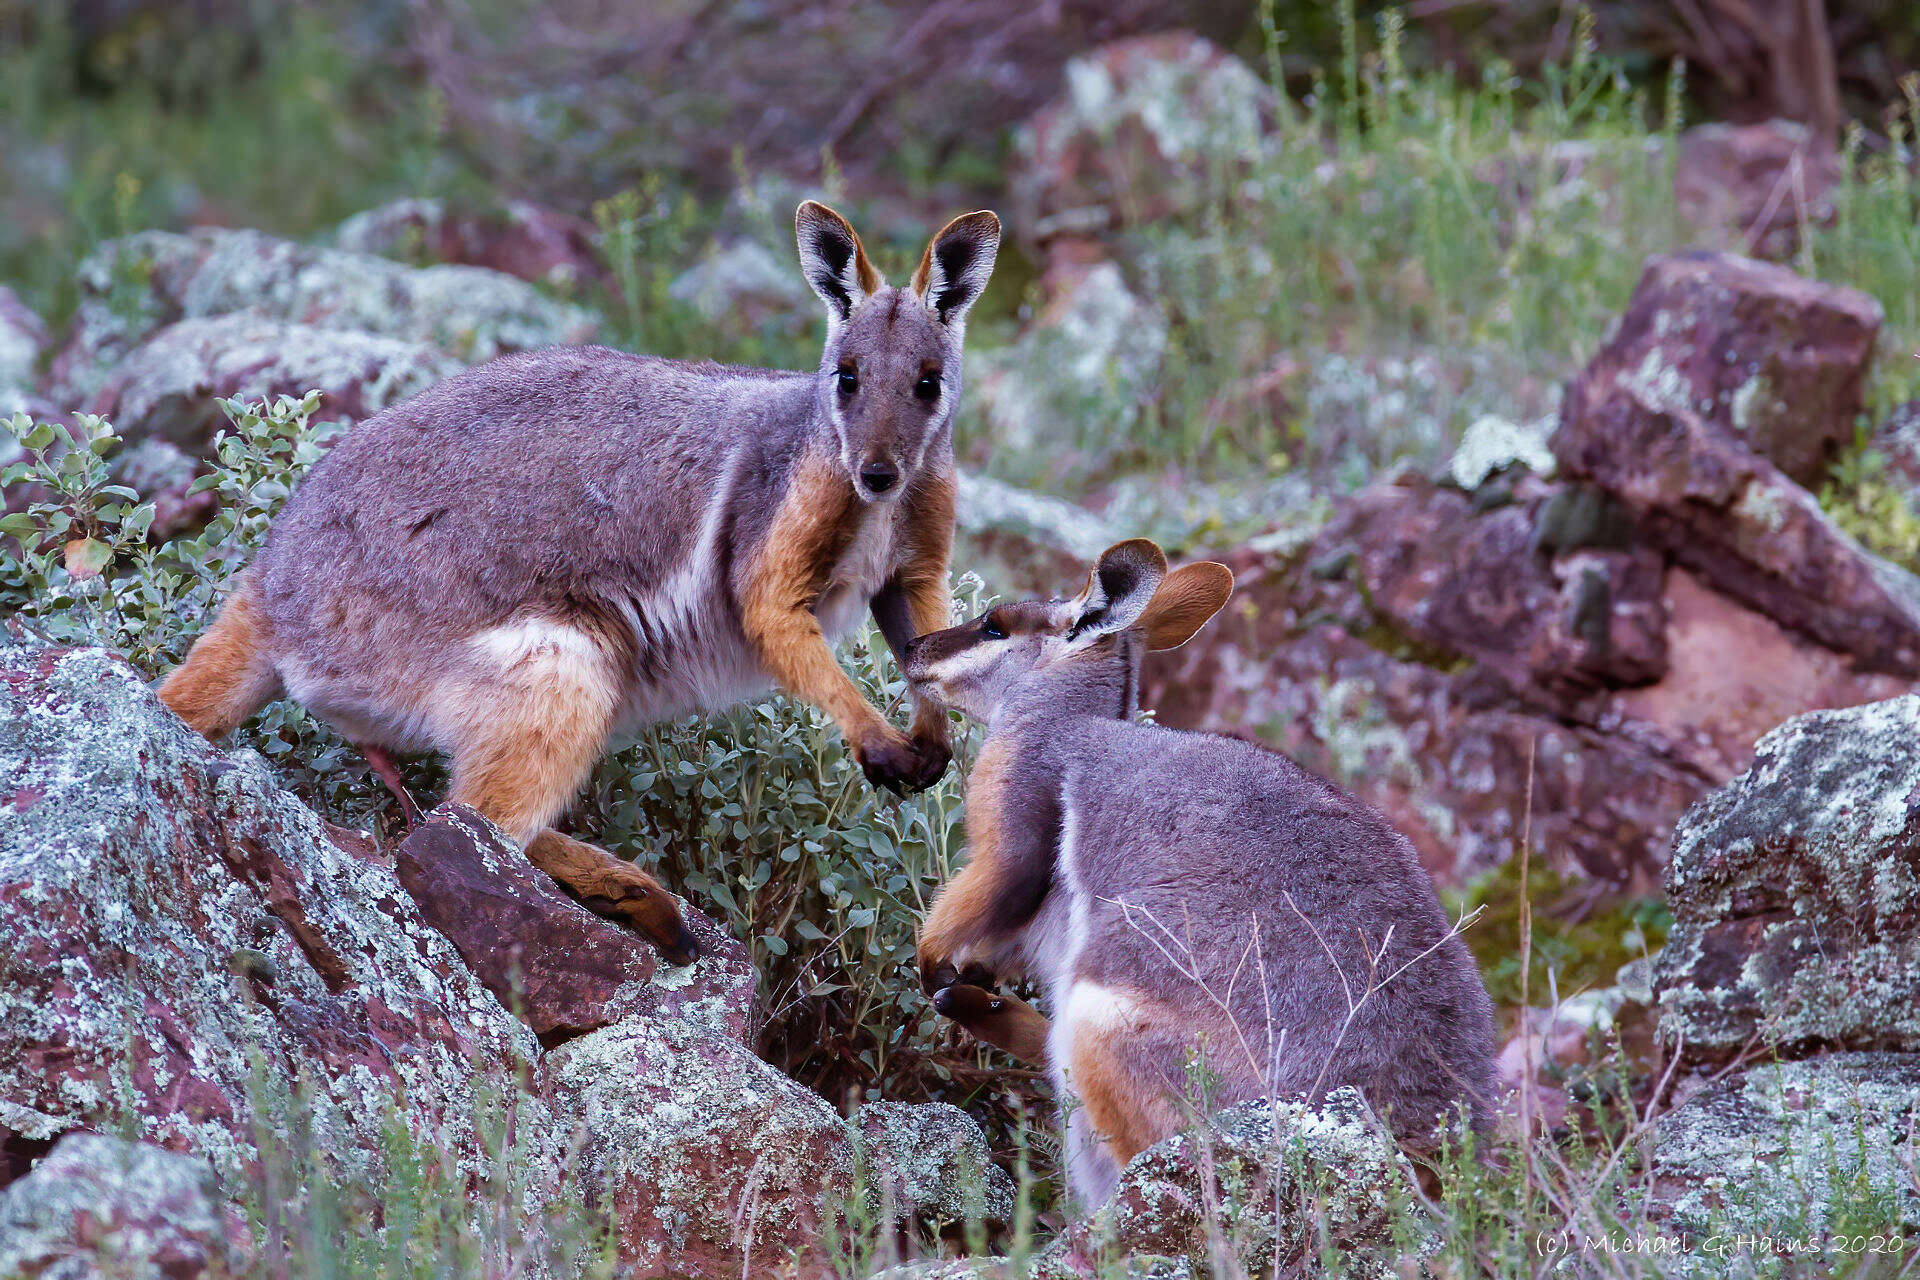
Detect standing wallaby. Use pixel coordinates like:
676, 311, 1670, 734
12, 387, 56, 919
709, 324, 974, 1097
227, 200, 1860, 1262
906, 540, 1495, 1208
159, 202, 1000, 964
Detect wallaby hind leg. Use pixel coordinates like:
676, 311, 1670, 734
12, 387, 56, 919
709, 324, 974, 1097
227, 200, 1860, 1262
159, 573, 281, 739
444, 646, 698, 965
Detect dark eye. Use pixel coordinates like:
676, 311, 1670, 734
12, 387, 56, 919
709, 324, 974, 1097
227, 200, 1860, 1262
914, 372, 941, 402
837, 366, 859, 396
981, 617, 1006, 640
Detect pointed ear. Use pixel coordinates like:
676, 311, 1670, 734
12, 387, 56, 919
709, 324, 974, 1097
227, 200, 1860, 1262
1137, 562, 1234, 651
1067, 539, 1168, 638
910, 210, 1001, 327
796, 201, 883, 324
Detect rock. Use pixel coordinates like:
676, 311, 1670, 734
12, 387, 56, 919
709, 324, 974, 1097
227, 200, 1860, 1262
1556, 251, 1880, 490
1650, 1053, 1920, 1234
1143, 472, 1904, 888
0, 633, 1011, 1273
1675, 121, 1840, 262
668, 240, 814, 327
393, 804, 754, 1046
1012, 33, 1276, 244
1654, 694, 1920, 1061
0, 285, 47, 413
1553, 263, 1920, 678
854, 1101, 1014, 1227
538, 1016, 853, 1277
1449, 413, 1557, 491
0, 634, 549, 1188
90, 315, 462, 448
53, 228, 597, 403
0, 1132, 241, 1278
1088, 1092, 1422, 1279
954, 471, 1118, 598
335, 197, 604, 289
976, 261, 1166, 468
1868, 397, 1920, 494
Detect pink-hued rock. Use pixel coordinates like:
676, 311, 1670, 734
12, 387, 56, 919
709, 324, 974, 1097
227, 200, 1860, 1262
1560, 251, 1880, 489
1011, 33, 1277, 245
1675, 121, 1840, 261
335, 198, 606, 290
394, 804, 754, 1046
1142, 467, 1913, 890
0, 1132, 247, 1278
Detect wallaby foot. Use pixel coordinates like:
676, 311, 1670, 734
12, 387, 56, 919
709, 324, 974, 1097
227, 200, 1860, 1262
357, 743, 420, 829
526, 829, 698, 964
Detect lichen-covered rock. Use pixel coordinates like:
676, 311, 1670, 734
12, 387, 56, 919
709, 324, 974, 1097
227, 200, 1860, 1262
88, 315, 462, 448
667, 240, 813, 326
335, 197, 604, 289
1650, 1053, 1920, 1234
0, 1132, 241, 1278
537, 1015, 855, 1278
854, 1100, 1014, 1227
976, 261, 1165, 462
1012, 33, 1276, 243
1448, 413, 1557, 491
1558, 251, 1879, 489
0, 285, 47, 415
1089, 1092, 1424, 1279
0, 634, 550, 1189
53, 228, 597, 403
954, 471, 1118, 598
394, 804, 753, 1046
1654, 695, 1920, 1060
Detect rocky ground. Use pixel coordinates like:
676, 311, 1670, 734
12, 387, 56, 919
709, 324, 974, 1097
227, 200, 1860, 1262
5, 26, 1920, 1280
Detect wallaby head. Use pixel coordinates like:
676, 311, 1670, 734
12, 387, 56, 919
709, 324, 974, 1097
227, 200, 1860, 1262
794, 201, 1000, 502
904, 539, 1234, 721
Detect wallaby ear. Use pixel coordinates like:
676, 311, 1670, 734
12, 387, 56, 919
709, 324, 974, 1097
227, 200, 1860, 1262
1137, 562, 1235, 651
796, 201, 883, 324
910, 210, 1001, 327
1067, 539, 1168, 638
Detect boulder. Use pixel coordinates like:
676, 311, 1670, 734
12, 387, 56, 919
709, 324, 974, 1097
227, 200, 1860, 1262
335, 197, 605, 289
0, 634, 550, 1188
0, 285, 46, 414
53, 228, 597, 404
109, 438, 216, 541
0, 632, 1009, 1274
393, 804, 754, 1046
1674, 121, 1840, 262
1555, 251, 1880, 491
668, 240, 814, 327
1085, 1092, 1423, 1279
1650, 1053, 1920, 1235
0, 1132, 242, 1278
90, 315, 462, 448
1655, 694, 1920, 1062
1011, 34, 1276, 245
1143, 471, 1906, 888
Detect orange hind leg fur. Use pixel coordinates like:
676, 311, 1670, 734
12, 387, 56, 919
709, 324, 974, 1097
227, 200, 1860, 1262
158, 573, 282, 738
445, 646, 698, 964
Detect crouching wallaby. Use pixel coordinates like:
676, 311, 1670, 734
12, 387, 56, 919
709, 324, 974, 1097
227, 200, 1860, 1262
159, 201, 1000, 964
907, 540, 1495, 1208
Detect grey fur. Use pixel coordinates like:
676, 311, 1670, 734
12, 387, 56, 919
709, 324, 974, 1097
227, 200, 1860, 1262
909, 547, 1496, 1207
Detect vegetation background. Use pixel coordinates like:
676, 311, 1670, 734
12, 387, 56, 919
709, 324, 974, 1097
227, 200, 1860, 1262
3, 0, 1919, 1274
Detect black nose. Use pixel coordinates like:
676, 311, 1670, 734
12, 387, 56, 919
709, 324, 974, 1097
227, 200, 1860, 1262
860, 464, 897, 494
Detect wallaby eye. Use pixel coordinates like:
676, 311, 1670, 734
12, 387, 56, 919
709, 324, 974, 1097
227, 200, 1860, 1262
914, 372, 941, 402
981, 616, 1007, 640
837, 365, 859, 396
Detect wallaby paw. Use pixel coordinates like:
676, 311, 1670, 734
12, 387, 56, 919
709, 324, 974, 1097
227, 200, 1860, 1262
577, 866, 700, 966
856, 728, 925, 794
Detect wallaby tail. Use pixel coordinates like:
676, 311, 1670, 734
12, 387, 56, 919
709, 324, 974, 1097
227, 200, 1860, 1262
159, 571, 281, 739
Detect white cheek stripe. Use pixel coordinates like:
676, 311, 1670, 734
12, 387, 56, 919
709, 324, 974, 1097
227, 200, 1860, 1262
921, 641, 1001, 690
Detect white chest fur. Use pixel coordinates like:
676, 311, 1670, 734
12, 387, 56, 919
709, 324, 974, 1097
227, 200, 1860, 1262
814, 500, 900, 643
